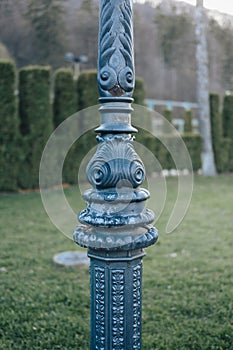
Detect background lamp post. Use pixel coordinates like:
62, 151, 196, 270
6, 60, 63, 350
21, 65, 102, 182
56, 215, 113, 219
73, 0, 158, 349
65, 52, 88, 80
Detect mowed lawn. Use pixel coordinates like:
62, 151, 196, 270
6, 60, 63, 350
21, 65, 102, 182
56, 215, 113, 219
0, 175, 232, 350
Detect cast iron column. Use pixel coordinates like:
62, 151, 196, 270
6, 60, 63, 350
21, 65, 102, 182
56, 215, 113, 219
73, 1, 158, 349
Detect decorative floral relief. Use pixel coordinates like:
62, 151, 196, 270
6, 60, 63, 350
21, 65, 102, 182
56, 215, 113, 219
132, 264, 142, 350
112, 270, 125, 349
95, 267, 105, 350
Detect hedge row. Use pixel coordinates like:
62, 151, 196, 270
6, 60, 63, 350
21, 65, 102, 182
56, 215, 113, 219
1, 61, 232, 192
184, 109, 193, 133
0, 64, 155, 190
18, 66, 53, 189
0, 60, 19, 191
210, 93, 233, 173
222, 94, 233, 172
53, 68, 77, 128
53, 68, 79, 184
137, 130, 202, 172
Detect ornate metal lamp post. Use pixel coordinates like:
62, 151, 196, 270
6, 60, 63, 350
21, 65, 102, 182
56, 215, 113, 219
74, 0, 158, 348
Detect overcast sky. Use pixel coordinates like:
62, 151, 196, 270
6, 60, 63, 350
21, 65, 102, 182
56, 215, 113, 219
135, 0, 233, 16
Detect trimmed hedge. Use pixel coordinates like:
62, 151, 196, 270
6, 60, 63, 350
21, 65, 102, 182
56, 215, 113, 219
210, 93, 222, 172
60, 70, 98, 184
220, 138, 232, 173
162, 109, 173, 134
53, 68, 77, 128
136, 130, 202, 172
53, 68, 78, 184
18, 66, 52, 189
132, 78, 153, 131
222, 93, 233, 140
77, 70, 99, 111
184, 109, 193, 133
133, 77, 146, 105
0, 60, 19, 191
182, 133, 202, 171
222, 93, 233, 172
3, 64, 233, 192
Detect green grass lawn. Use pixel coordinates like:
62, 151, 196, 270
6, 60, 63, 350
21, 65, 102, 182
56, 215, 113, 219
0, 175, 232, 349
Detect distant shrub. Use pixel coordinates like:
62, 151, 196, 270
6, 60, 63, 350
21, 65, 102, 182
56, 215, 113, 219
132, 77, 153, 131
162, 109, 173, 134
77, 70, 99, 111
222, 93, 233, 140
182, 133, 202, 171
209, 93, 223, 172
133, 77, 146, 105
0, 60, 18, 141
184, 109, 193, 133
222, 93, 233, 172
53, 68, 77, 128
53, 68, 79, 183
136, 130, 201, 172
0, 60, 19, 191
220, 138, 232, 173
18, 66, 52, 188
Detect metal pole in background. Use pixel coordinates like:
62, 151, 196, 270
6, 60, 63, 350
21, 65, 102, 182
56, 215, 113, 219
74, 0, 158, 348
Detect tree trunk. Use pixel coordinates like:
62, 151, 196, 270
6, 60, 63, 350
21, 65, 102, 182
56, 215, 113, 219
195, 0, 216, 176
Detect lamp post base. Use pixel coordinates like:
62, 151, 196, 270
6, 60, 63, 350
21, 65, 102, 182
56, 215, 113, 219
88, 248, 145, 350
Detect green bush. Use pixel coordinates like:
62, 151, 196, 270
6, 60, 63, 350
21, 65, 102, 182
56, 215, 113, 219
182, 133, 202, 171
18, 66, 52, 189
77, 70, 99, 111
53, 68, 79, 184
184, 109, 193, 133
222, 93, 233, 140
135, 131, 160, 175
136, 129, 202, 172
0, 60, 19, 191
132, 78, 153, 131
229, 140, 233, 172
133, 77, 146, 105
220, 138, 232, 172
209, 93, 224, 172
53, 68, 77, 128
156, 134, 202, 171
59, 70, 98, 184
162, 109, 173, 134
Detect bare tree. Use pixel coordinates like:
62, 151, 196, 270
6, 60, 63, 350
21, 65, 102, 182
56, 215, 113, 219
195, 0, 216, 175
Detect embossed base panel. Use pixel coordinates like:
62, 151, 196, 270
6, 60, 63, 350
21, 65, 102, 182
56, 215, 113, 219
89, 250, 143, 350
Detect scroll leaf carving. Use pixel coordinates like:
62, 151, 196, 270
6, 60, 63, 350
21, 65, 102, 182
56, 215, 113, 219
98, 0, 135, 97
87, 136, 145, 189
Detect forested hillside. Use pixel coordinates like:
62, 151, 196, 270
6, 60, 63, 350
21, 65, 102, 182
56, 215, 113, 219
0, 0, 232, 101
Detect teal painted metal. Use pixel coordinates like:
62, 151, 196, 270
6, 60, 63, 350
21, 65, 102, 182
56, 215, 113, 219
73, 1, 158, 348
